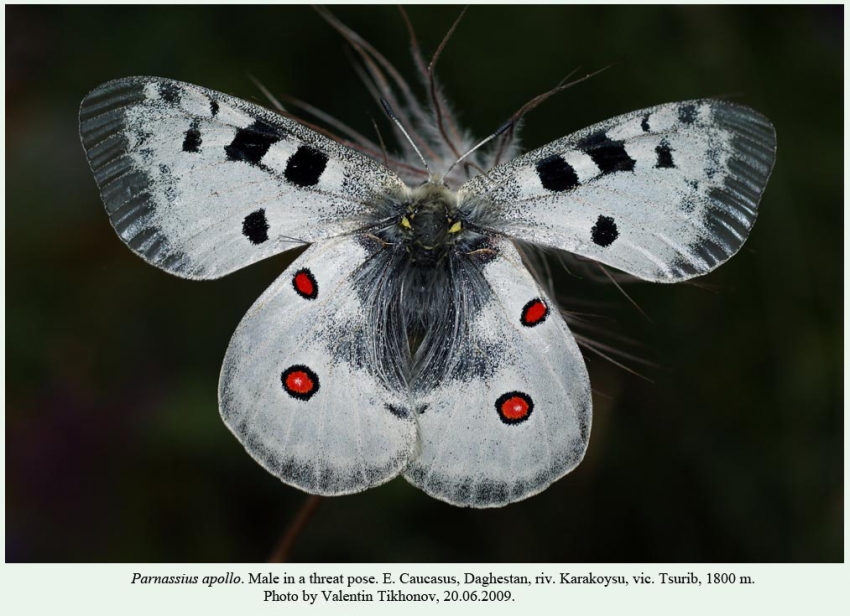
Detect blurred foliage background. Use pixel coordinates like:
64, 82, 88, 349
6, 4, 842, 563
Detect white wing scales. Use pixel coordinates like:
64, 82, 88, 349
458, 100, 776, 282
82, 75, 775, 507
404, 240, 592, 507
219, 235, 417, 495
79, 77, 407, 279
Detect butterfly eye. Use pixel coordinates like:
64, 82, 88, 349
448, 220, 463, 234
400, 216, 412, 229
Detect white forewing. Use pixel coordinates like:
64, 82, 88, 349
79, 77, 407, 279
219, 236, 417, 495
404, 240, 592, 507
458, 100, 776, 282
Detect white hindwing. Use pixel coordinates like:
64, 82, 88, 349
79, 77, 406, 279
404, 240, 592, 507
219, 236, 417, 495
458, 100, 776, 282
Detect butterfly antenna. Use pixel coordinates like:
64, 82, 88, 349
380, 98, 431, 175
441, 119, 513, 182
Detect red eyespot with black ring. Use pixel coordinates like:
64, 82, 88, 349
520, 298, 549, 327
495, 391, 534, 425
292, 268, 318, 300
281, 365, 320, 401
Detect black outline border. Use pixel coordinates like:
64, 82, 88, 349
495, 391, 534, 425
520, 298, 549, 327
291, 268, 318, 300
281, 364, 320, 401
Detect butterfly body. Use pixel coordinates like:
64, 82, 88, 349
349, 182, 500, 395
80, 60, 774, 507
377, 179, 469, 263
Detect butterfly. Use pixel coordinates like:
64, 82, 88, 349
79, 61, 775, 508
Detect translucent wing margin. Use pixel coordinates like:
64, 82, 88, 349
79, 77, 406, 279
458, 100, 776, 282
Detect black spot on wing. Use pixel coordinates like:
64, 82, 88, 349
535, 154, 579, 192
210, 99, 219, 117
158, 82, 181, 104
225, 119, 285, 166
655, 140, 675, 168
679, 104, 697, 125
386, 404, 409, 419
285, 145, 329, 187
578, 131, 635, 174
591, 215, 618, 247
242, 209, 269, 244
641, 114, 650, 132
182, 119, 202, 153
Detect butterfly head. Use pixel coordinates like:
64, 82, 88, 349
385, 180, 475, 264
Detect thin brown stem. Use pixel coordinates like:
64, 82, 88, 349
371, 117, 390, 169
348, 36, 440, 164
277, 92, 378, 152
268, 495, 324, 563
398, 5, 429, 81
492, 65, 612, 168
315, 6, 430, 124
595, 262, 653, 323
575, 334, 655, 383
249, 74, 286, 112
428, 7, 467, 158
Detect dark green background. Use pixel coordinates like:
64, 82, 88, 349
6, 5, 842, 562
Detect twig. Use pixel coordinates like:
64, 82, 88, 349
268, 495, 324, 563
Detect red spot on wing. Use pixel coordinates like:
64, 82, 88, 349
502, 396, 529, 419
495, 391, 534, 424
281, 365, 320, 401
292, 269, 318, 299
521, 298, 549, 327
286, 371, 314, 394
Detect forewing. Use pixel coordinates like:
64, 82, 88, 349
459, 100, 776, 282
404, 240, 592, 507
79, 77, 406, 279
219, 236, 417, 495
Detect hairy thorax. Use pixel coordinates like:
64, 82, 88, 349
379, 180, 474, 265
359, 179, 497, 391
